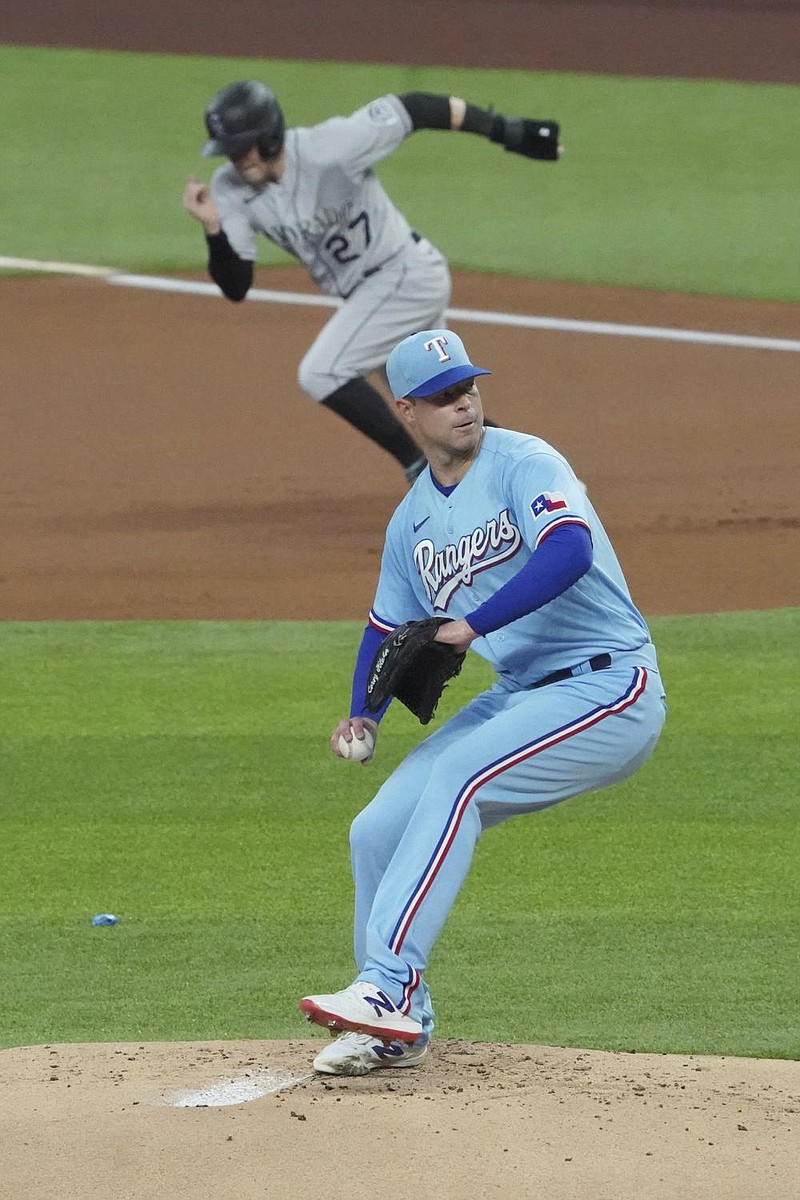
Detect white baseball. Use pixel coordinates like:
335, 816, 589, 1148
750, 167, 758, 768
337, 728, 375, 762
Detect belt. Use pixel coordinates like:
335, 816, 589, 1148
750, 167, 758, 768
361, 231, 423, 281
343, 231, 425, 297
530, 653, 612, 690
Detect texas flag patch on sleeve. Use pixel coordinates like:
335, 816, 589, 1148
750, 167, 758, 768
531, 491, 568, 518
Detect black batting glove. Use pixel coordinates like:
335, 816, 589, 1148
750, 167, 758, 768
463, 103, 561, 162
492, 116, 561, 161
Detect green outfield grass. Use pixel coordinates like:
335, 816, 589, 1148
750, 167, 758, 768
1, 45, 799, 299
1, 611, 798, 1057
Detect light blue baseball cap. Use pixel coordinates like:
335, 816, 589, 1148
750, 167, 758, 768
386, 329, 491, 399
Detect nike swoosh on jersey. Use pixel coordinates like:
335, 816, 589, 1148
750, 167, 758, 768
413, 516, 431, 533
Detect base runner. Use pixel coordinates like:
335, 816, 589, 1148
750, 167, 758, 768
183, 82, 561, 481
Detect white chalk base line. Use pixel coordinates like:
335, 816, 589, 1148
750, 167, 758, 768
2, 255, 798, 354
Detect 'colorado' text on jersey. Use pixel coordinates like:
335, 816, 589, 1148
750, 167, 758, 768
210, 95, 418, 298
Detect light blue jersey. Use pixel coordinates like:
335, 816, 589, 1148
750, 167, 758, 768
370, 427, 658, 682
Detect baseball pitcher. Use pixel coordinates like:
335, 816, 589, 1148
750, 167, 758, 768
299, 328, 667, 1074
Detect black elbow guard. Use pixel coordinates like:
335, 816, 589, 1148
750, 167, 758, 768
398, 92, 452, 131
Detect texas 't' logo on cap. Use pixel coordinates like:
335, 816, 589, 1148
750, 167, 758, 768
386, 329, 491, 400
423, 335, 452, 364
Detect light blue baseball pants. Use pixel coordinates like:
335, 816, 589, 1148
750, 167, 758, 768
350, 655, 667, 1038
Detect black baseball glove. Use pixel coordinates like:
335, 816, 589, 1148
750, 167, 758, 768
365, 617, 467, 725
494, 116, 560, 161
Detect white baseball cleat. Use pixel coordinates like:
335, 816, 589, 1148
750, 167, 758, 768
300, 981, 423, 1043
313, 1030, 429, 1076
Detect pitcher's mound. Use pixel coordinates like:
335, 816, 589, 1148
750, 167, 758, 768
1, 1038, 797, 1199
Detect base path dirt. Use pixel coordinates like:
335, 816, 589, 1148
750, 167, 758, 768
1, 268, 797, 620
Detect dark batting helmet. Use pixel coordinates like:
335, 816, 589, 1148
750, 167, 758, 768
201, 80, 286, 160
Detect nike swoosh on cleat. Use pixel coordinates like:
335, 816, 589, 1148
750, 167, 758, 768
413, 516, 431, 533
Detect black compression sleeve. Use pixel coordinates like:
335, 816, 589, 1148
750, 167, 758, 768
461, 103, 505, 142
205, 230, 253, 302
398, 92, 452, 131
321, 378, 422, 469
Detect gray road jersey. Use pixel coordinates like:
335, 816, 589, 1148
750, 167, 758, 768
210, 94, 418, 299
